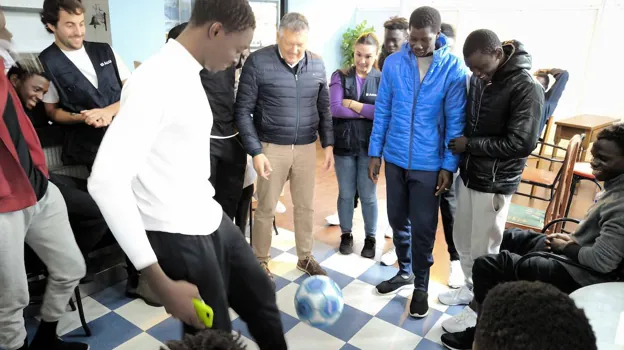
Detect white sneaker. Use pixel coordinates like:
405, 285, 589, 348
438, 285, 473, 306
275, 201, 286, 214
448, 260, 465, 289
441, 306, 477, 333
325, 213, 340, 226
381, 247, 398, 266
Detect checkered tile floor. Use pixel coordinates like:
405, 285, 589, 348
24, 226, 464, 350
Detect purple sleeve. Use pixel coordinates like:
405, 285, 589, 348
330, 72, 360, 119
360, 104, 375, 120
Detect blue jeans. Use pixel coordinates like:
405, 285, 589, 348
334, 155, 378, 237
385, 162, 440, 292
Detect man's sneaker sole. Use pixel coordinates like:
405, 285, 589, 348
442, 344, 465, 350
409, 309, 429, 318
438, 298, 471, 306
375, 284, 413, 296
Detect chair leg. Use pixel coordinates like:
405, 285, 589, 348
74, 287, 91, 337
273, 217, 279, 236
563, 176, 580, 231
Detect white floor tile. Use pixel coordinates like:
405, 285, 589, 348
285, 322, 345, 350
321, 251, 377, 278
342, 279, 394, 316
424, 313, 452, 345
269, 228, 297, 252
349, 317, 422, 350
269, 252, 305, 281
57, 297, 111, 336
229, 308, 239, 321
275, 283, 300, 319
238, 334, 260, 350
114, 332, 165, 350
114, 299, 170, 331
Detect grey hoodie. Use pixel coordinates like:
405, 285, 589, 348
562, 173, 624, 285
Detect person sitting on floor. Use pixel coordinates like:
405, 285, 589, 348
441, 122, 624, 349
474, 281, 597, 350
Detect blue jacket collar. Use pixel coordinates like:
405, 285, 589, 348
401, 33, 450, 63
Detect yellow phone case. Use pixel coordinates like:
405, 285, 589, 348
192, 298, 214, 328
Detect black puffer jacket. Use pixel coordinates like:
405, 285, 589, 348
234, 45, 334, 156
460, 40, 544, 195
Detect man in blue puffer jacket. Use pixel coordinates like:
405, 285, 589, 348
368, 6, 467, 318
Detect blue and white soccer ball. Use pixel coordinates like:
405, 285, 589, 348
294, 275, 344, 327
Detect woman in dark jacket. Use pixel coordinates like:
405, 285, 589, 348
330, 33, 381, 258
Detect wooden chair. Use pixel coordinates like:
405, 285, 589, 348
507, 134, 582, 233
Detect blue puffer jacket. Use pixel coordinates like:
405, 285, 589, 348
369, 36, 467, 172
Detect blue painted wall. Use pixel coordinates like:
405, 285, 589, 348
108, 0, 166, 70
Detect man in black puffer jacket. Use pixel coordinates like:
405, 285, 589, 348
235, 12, 334, 281
439, 29, 544, 311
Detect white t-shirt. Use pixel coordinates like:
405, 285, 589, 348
43, 45, 131, 104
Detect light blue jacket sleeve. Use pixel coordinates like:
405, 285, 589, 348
441, 63, 468, 172
369, 64, 393, 158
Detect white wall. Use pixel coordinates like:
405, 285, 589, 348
2, 4, 54, 53
287, 0, 358, 77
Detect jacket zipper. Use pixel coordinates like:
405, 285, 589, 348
465, 81, 491, 187
407, 56, 432, 170
293, 73, 300, 145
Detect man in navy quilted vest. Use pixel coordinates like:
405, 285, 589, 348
38, 0, 158, 306
368, 6, 467, 318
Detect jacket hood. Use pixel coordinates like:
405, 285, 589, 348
494, 40, 532, 80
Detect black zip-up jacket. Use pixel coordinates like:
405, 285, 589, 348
460, 40, 544, 195
234, 45, 334, 156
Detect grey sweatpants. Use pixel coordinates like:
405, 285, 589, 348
0, 182, 86, 350
453, 180, 512, 287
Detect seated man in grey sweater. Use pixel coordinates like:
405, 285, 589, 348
442, 122, 624, 350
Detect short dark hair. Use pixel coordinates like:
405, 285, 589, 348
383, 16, 409, 32
408, 6, 441, 31
163, 330, 247, 350
440, 23, 455, 39
7, 59, 49, 82
463, 29, 502, 58
167, 22, 188, 42
475, 281, 597, 350
189, 0, 255, 33
40, 0, 85, 34
597, 122, 624, 155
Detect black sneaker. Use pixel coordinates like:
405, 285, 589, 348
30, 321, 90, 350
339, 233, 353, 255
409, 289, 429, 318
375, 273, 415, 295
361, 237, 376, 259
441, 327, 476, 350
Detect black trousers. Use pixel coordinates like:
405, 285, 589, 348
473, 228, 581, 305
147, 214, 286, 350
439, 172, 459, 261
235, 184, 254, 234
49, 173, 108, 256
209, 137, 247, 219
